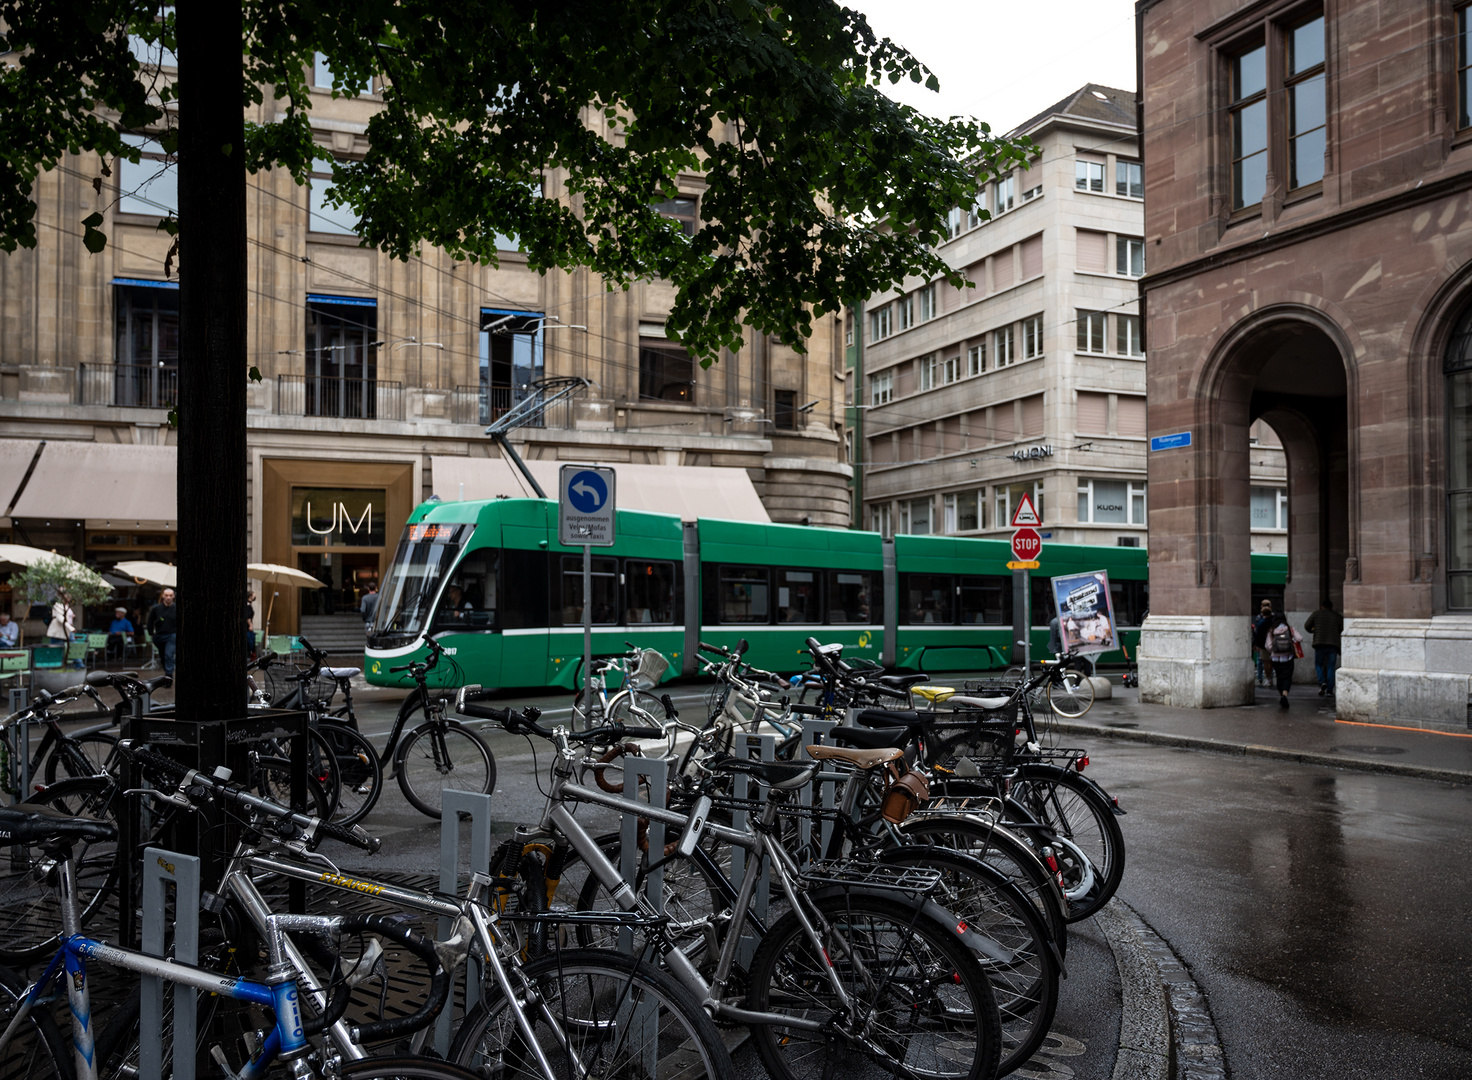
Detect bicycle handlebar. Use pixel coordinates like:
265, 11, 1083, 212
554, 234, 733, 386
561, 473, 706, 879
344, 913, 449, 1043
455, 687, 666, 744
389, 636, 443, 675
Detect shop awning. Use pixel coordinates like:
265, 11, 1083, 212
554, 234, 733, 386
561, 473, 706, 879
9, 442, 177, 526
0, 440, 41, 514
430, 454, 771, 523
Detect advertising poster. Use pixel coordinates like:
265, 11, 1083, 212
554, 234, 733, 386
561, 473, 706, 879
1050, 570, 1118, 656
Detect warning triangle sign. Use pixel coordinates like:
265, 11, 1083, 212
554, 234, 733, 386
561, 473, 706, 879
1010, 492, 1041, 527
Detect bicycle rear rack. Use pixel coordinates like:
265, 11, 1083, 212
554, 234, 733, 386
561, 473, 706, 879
797, 861, 943, 895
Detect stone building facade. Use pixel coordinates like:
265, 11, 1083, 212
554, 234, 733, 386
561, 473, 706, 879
0, 49, 847, 635
1138, 0, 1472, 729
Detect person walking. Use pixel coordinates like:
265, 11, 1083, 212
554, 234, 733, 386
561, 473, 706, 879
147, 588, 179, 676
1266, 611, 1303, 710
359, 582, 379, 625
1304, 598, 1344, 697
46, 591, 74, 646
1251, 599, 1275, 686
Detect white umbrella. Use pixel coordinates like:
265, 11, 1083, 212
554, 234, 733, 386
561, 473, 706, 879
113, 560, 178, 588
248, 562, 330, 637
0, 544, 111, 590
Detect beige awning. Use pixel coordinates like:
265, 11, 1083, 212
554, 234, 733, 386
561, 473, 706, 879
430, 455, 771, 522
0, 440, 40, 514
9, 442, 177, 525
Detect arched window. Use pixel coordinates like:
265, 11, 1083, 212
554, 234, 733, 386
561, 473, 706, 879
1445, 307, 1472, 608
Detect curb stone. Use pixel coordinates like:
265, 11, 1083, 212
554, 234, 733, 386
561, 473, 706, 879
1097, 902, 1169, 1080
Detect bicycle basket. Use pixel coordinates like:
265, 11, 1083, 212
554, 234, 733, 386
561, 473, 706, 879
922, 720, 1017, 772
630, 648, 669, 690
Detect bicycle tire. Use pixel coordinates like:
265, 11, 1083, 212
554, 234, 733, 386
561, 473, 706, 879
1007, 765, 1125, 921
0, 962, 70, 1080
1045, 671, 1094, 718
876, 847, 1059, 1075
746, 891, 1001, 1080
313, 722, 382, 826
246, 755, 334, 821
449, 949, 736, 1080
249, 726, 342, 817
342, 1059, 489, 1080
43, 731, 119, 785
395, 719, 496, 818
605, 687, 665, 727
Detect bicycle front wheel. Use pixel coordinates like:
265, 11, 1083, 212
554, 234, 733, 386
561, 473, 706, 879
342, 1057, 488, 1080
747, 892, 1001, 1080
450, 949, 736, 1080
44, 731, 119, 784
395, 720, 496, 818
1045, 672, 1094, 718
315, 722, 383, 826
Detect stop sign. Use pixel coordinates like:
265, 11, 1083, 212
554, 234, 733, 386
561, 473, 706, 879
1012, 527, 1042, 562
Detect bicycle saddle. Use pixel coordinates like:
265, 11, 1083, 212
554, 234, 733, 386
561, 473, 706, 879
829, 725, 911, 751
805, 744, 903, 770
706, 755, 819, 791
852, 708, 926, 729
0, 805, 117, 845
324, 667, 360, 679
946, 695, 1013, 710
879, 673, 931, 690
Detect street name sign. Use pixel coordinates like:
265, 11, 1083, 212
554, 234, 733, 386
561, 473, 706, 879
1150, 431, 1192, 452
559, 465, 617, 547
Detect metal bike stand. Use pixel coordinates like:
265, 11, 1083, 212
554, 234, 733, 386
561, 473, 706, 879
4, 688, 25, 716
798, 717, 840, 858
436, 789, 495, 1057
731, 732, 776, 967
618, 752, 668, 953
140, 847, 200, 1080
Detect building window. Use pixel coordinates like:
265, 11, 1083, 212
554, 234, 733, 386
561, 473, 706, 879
1078, 478, 1147, 525
944, 490, 982, 533
305, 297, 378, 419
919, 353, 938, 392
314, 51, 372, 95
897, 294, 915, 331
1287, 16, 1326, 190
1075, 159, 1104, 193
111, 283, 180, 407
994, 175, 1015, 215
869, 503, 892, 537
871, 370, 893, 405
652, 194, 697, 236
943, 354, 960, 384
479, 309, 545, 423
945, 206, 963, 239
118, 133, 177, 217
845, 311, 854, 347
1022, 183, 1043, 202
1251, 485, 1289, 530
1077, 310, 1106, 353
309, 165, 357, 235
1116, 160, 1143, 198
994, 325, 1015, 367
902, 497, 933, 536
1116, 237, 1144, 277
774, 389, 798, 430
870, 305, 892, 342
1231, 43, 1268, 210
967, 200, 984, 228
967, 343, 986, 376
917, 284, 936, 322
1461, 6, 1472, 129
995, 482, 1044, 528
1022, 315, 1044, 360
639, 342, 694, 402
1450, 307, 1472, 607
1117, 314, 1144, 357
128, 8, 177, 69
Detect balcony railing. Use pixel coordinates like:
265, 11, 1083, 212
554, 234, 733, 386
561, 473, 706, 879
276, 374, 404, 421
78, 363, 178, 409
452, 385, 513, 426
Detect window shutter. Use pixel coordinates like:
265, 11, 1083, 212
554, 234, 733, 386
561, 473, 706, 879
1077, 230, 1108, 273
870, 436, 893, 464
991, 403, 1014, 442
1021, 394, 1044, 437
993, 247, 1014, 291
1077, 391, 1109, 435
1021, 235, 1043, 279
1117, 395, 1147, 437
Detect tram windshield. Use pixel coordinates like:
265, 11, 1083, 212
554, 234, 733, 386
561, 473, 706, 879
369, 523, 474, 644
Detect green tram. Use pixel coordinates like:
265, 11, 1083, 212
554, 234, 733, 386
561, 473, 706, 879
364, 496, 1288, 691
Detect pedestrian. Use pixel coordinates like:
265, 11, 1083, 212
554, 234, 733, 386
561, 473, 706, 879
1251, 599, 1275, 685
1047, 614, 1063, 659
0, 611, 17, 649
147, 587, 179, 676
107, 606, 134, 661
1266, 612, 1303, 710
245, 589, 257, 660
1304, 597, 1344, 697
46, 590, 75, 646
359, 581, 379, 625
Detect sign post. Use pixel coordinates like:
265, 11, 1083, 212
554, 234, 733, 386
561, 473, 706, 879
1007, 493, 1044, 671
559, 465, 617, 719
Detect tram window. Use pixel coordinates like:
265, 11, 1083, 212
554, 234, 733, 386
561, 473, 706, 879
560, 555, 619, 625
1110, 579, 1149, 627
901, 574, 954, 624
959, 575, 1011, 625
625, 561, 676, 624
718, 566, 769, 623
827, 571, 876, 624
1032, 577, 1054, 626
500, 549, 548, 629
434, 549, 498, 631
776, 569, 821, 624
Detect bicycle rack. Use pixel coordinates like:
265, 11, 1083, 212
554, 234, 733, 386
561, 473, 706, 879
140, 847, 200, 1080
731, 731, 777, 967
618, 752, 668, 953
436, 789, 496, 1057
798, 717, 840, 858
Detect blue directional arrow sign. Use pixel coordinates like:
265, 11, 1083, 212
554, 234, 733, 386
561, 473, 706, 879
559, 464, 617, 546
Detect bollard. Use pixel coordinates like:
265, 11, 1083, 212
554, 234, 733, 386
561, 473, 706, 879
436, 789, 496, 1057
140, 847, 199, 1080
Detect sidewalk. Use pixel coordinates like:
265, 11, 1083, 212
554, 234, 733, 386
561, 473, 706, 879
1053, 681, 1472, 783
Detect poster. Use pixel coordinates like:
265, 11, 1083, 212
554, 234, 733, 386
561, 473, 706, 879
1050, 570, 1118, 656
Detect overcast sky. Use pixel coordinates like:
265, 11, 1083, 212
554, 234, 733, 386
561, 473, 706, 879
852, 0, 1139, 134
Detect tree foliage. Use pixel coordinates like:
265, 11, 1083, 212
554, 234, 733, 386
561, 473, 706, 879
9, 556, 114, 609
0, 0, 1031, 363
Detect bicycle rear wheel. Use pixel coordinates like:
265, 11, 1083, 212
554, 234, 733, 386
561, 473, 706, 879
395, 719, 496, 818
449, 948, 735, 1080
0, 963, 69, 1080
314, 722, 382, 826
44, 731, 119, 785
1007, 765, 1124, 921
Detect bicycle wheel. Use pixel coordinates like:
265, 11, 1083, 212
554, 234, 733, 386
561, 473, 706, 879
605, 687, 665, 726
0, 777, 119, 965
747, 891, 1001, 1080
314, 722, 383, 826
395, 719, 496, 818
0, 963, 69, 1080
246, 753, 334, 821
1045, 672, 1094, 718
450, 949, 735, 1080
1007, 765, 1125, 921
343, 1059, 488, 1080
876, 847, 1059, 1075
43, 731, 119, 784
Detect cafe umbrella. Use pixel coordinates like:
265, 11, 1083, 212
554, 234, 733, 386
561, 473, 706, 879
246, 563, 327, 638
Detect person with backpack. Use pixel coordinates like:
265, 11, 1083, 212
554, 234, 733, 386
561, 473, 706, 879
1266, 612, 1303, 710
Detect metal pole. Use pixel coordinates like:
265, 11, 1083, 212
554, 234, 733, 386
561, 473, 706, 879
583, 543, 593, 715
1023, 569, 1032, 673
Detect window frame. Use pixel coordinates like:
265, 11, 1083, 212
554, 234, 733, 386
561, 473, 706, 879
1077, 310, 1107, 354
1074, 159, 1105, 193
1448, 306, 1472, 608
1077, 477, 1148, 525
639, 341, 695, 403
994, 175, 1016, 215
1116, 237, 1145, 278
309, 163, 358, 236
1022, 314, 1044, 360
117, 132, 178, 218
1285, 14, 1327, 192
1460, 5, 1472, 131
870, 304, 893, 342
994, 325, 1016, 367
943, 489, 982, 534
1115, 159, 1144, 198
870, 370, 894, 406
773, 389, 798, 430
652, 194, 698, 237
916, 283, 937, 322
919, 353, 938, 392
1116, 313, 1145, 357
967, 342, 986, 376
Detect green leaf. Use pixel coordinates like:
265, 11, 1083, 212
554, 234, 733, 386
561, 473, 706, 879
248, 366, 263, 383
158, 129, 180, 155
81, 212, 103, 228
82, 225, 106, 254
